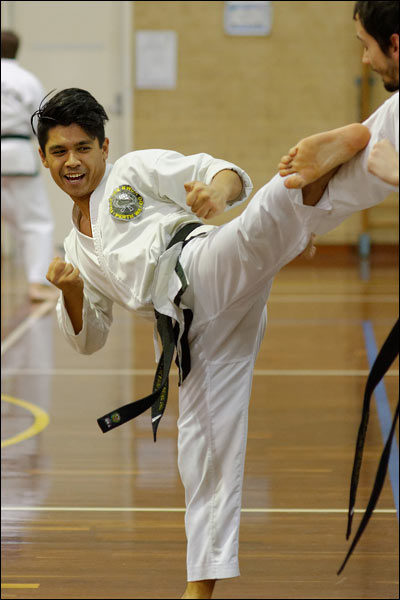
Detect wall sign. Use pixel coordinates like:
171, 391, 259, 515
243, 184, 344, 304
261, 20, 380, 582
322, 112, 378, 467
224, 1, 273, 36
136, 30, 177, 89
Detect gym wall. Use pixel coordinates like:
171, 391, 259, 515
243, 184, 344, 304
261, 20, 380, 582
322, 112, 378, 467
133, 1, 398, 245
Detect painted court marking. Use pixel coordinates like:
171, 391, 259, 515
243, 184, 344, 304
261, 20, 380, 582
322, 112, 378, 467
362, 321, 399, 518
1, 583, 40, 589
268, 294, 398, 303
1, 395, 50, 448
0, 506, 396, 514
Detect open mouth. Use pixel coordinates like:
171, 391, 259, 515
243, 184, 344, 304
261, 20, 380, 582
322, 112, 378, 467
64, 173, 86, 183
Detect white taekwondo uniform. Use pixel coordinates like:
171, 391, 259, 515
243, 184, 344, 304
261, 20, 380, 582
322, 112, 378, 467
1, 58, 54, 284
56, 92, 398, 582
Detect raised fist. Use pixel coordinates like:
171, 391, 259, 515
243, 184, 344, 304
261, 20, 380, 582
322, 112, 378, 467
46, 257, 84, 293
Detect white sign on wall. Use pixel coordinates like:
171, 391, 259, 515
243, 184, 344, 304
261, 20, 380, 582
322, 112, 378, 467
224, 1, 273, 36
136, 30, 177, 89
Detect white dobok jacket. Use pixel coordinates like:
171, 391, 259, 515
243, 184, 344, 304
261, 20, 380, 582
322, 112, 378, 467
57, 150, 253, 354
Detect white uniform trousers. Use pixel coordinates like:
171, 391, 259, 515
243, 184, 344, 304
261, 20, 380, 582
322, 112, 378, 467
178, 174, 321, 581
1, 175, 54, 284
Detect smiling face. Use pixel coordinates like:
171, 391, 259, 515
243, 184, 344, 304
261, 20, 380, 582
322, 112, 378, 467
355, 15, 399, 92
39, 124, 109, 203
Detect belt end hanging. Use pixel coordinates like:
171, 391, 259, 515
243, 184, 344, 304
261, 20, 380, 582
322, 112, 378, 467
346, 508, 354, 540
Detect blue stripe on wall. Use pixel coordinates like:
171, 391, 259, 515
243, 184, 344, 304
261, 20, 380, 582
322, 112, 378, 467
362, 320, 399, 518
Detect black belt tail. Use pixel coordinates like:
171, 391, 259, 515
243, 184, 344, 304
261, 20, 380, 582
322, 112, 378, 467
337, 319, 399, 575
97, 222, 202, 440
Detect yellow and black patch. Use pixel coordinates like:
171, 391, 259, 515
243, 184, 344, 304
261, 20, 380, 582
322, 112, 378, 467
109, 185, 144, 221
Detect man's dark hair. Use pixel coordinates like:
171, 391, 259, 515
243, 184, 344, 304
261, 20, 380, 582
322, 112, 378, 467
353, 1, 399, 54
31, 88, 109, 153
1, 30, 20, 59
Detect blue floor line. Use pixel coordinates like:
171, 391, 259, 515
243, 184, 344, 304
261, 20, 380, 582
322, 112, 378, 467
362, 321, 399, 518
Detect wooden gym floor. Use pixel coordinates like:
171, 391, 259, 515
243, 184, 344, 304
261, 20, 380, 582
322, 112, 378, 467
1, 246, 398, 599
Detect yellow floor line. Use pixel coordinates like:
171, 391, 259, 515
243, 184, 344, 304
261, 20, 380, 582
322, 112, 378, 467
1, 584, 40, 589
1, 526, 90, 531
1, 395, 50, 448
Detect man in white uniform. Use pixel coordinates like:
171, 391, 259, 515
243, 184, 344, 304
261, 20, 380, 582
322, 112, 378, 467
33, 79, 398, 597
278, 0, 398, 578
279, 0, 399, 207
1, 30, 56, 302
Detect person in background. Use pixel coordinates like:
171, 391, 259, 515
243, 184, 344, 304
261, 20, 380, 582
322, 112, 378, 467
1, 30, 56, 302
278, 0, 398, 229
278, 1, 398, 577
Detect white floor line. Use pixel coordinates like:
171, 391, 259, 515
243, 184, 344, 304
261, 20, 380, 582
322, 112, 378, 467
0, 506, 396, 514
2, 368, 398, 377
1, 299, 56, 357
268, 294, 398, 303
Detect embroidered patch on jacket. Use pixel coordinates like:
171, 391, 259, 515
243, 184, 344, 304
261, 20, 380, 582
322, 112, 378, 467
109, 185, 144, 221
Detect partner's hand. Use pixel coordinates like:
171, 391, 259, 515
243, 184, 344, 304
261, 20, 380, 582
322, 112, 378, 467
367, 139, 399, 186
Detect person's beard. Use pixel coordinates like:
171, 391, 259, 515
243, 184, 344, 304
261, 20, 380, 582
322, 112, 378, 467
384, 80, 399, 92
381, 56, 398, 92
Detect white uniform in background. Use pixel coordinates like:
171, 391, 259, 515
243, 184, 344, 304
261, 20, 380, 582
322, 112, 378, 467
56, 92, 398, 582
1, 58, 54, 286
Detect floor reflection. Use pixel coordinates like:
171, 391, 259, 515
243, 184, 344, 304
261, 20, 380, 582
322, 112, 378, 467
2, 312, 55, 558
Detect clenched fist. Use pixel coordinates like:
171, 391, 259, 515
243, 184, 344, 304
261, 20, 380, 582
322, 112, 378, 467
46, 257, 84, 294
184, 181, 227, 219
47, 257, 84, 334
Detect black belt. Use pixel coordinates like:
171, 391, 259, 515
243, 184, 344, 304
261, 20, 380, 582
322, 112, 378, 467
337, 318, 399, 574
97, 222, 203, 441
1, 134, 32, 140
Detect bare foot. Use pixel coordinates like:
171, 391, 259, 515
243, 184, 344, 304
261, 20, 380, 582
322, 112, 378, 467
181, 579, 216, 599
278, 123, 371, 188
